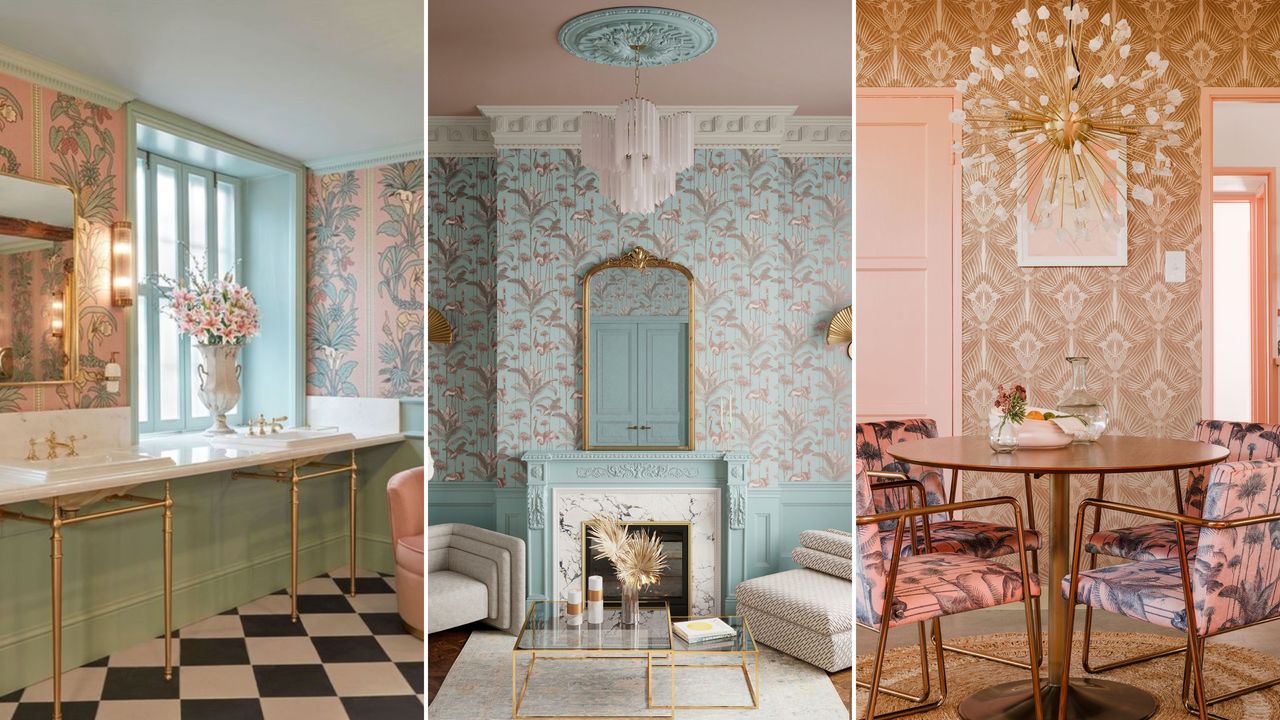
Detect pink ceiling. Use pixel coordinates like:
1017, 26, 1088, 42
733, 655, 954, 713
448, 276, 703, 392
428, 0, 852, 116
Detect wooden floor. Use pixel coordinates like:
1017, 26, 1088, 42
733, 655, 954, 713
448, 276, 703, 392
428, 622, 853, 715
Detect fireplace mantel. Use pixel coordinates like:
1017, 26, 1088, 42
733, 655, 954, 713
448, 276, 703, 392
521, 450, 751, 613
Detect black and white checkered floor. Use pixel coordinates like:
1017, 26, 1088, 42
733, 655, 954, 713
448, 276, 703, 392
0, 568, 423, 720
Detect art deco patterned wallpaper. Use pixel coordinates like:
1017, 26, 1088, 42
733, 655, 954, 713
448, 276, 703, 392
427, 156, 498, 484
487, 149, 852, 488
0, 71, 126, 412
306, 160, 425, 399
856, 0, 1274, 554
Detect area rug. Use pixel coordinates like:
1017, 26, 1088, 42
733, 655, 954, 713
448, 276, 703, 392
857, 631, 1280, 719
428, 629, 849, 719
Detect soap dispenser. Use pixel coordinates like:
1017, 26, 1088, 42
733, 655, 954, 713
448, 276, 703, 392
104, 352, 122, 393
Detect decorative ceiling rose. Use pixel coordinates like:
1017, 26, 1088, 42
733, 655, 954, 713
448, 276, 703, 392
562, 7, 713, 214
557, 7, 717, 68
951, 3, 1184, 244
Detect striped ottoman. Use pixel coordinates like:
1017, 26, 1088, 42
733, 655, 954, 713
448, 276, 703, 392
735, 567, 852, 672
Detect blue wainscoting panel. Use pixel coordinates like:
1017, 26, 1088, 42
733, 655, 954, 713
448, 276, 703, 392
426, 482, 499, 530
777, 483, 854, 570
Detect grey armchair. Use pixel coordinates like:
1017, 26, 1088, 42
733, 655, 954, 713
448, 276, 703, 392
427, 523, 526, 634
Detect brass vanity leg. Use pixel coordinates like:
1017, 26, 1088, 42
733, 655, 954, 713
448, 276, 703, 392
349, 450, 357, 597
162, 480, 173, 680
290, 466, 300, 622
50, 499, 63, 720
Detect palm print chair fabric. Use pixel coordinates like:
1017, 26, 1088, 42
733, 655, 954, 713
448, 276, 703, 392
1085, 420, 1280, 561
855, 462, 1039, 628
1065, 458, 1280, 636
856, 419, 1041, 558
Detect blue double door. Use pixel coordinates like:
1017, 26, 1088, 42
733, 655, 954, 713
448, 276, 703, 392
589, 316, 689, 447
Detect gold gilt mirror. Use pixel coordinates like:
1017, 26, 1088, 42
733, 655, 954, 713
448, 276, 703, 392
581, 246, 695, 450
0, 173, 78, 386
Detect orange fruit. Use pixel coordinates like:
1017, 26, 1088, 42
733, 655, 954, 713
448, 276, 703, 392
1026, 411, 1045, 420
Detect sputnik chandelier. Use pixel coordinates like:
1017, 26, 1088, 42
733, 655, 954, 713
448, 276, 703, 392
558, 7, 717, 214
951, 2, 1184, 243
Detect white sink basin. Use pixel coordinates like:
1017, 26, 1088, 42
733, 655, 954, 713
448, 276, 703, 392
208, 428, 355, 451
0, 451, 176, 483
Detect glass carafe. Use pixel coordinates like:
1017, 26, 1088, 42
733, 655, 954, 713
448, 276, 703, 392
1057, 356, 1109, 442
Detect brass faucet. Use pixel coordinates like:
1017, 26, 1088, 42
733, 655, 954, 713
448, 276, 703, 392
45, 431, 85, 459
269, 416, 287, 433
248, 415, 288, 435
26, 438, 39, 462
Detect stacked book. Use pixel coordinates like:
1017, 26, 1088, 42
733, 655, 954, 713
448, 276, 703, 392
672, 618, 737, 644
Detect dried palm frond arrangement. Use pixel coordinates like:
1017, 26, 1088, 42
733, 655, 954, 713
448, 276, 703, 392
588, 514, 668, 589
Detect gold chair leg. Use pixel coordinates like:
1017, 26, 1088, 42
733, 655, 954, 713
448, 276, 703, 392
349, 451, 357, 597
290, 472, 300, 622
856, 622, 932, 702
163, 480, 173, 680
864, 618, 948, 720
51, 500, 62, 720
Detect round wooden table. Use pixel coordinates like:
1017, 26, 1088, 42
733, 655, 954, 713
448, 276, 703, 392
887, 435, 1229, 720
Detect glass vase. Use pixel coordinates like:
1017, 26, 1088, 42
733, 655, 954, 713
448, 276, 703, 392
620, 583, 640, 626
988, 417, 1019, 453
1058, 356, 1109, 442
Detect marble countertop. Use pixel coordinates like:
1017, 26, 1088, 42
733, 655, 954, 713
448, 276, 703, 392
0, 430, 405, 507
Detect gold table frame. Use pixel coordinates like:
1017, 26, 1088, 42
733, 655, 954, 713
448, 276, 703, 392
0, 481, 173, 720
232, 449, 359, 620
651, 613, 761, 711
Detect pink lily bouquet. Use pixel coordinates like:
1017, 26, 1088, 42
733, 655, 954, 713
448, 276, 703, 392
160, 271, 261, 346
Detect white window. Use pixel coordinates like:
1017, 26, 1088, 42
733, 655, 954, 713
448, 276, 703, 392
136, 153, 242, 433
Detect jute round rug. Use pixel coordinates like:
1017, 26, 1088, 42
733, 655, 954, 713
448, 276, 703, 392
857, 632, 1280, 719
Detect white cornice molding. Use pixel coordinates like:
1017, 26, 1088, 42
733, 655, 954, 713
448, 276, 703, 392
427, 117, 495, 157
431, 107, 850, 156
306, 141, 424, 173
779, 117, 853, 157
0, 44, 135, 108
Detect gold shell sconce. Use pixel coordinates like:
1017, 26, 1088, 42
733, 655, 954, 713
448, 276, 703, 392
428, 306, 453, 344
826, 305, 852, 359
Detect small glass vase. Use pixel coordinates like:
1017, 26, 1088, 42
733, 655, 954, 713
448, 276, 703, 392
620, 583, 640, 626
1058, 356, 1109, 443
989, 417, 1020, 453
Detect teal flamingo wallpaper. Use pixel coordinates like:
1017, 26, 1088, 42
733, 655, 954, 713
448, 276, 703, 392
428, 149, 852, 488
0, 70, 126, 412
306, 159, 425, 399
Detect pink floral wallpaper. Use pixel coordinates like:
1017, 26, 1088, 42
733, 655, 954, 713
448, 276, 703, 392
0, 70, 126, 412
306, 160, 425, 399
427, 149, 852, 487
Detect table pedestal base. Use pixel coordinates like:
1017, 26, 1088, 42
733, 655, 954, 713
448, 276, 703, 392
958, 679, 1158, 720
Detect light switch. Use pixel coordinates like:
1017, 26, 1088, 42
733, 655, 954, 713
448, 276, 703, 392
1164, 251, 1186, 283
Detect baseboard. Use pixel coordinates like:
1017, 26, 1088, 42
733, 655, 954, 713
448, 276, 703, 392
0, 532, 351, 695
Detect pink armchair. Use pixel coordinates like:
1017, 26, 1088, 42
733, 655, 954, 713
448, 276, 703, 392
387, 466, 425, 637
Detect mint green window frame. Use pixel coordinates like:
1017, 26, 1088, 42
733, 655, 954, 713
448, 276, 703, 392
136, 152, 243, 434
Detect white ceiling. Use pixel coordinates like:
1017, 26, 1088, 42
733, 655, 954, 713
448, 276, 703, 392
0, 0, 423, 164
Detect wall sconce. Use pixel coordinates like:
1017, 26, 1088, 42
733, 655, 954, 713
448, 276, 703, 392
825, 305, 852, 359
111, 220, 134, 307
51, 294, 65, 338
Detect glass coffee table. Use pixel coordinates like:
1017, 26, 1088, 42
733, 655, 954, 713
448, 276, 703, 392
513, 601, 676, 719
512, 602, 759, 718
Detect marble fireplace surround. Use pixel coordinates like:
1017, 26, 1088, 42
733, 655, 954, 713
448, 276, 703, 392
521, 451, 751, 614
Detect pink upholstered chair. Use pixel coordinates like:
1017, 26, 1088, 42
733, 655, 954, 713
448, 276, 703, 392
856, 418, 1043, 668
1061, 457, 1280, 719
387, 466, 425, 637
1077, 420, 1280, 672
856, 462, 1043, 719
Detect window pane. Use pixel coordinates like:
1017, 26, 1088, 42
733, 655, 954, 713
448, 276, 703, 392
136, 156, 148, 282
190, 342, 209, 418
217, 180, 237, 279
187, 173, 209, 275
138, 295, 149, 424
158, 313, 181, 421
156, 164, 178, 280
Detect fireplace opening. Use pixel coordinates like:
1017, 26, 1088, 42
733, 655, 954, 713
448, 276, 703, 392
582, 521, 691, 617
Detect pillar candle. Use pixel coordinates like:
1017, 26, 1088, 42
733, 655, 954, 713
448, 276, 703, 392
566, 588, 583, 626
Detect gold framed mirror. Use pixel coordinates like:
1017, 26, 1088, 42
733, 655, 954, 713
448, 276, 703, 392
581, 246, 695, 450
0, 172, 78, 386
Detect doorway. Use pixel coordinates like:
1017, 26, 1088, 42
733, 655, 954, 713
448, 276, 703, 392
1203, 92, 1280, 423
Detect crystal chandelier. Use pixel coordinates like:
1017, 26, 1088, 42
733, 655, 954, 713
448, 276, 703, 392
951, 3, 1184, 244
580, 61, 694, 215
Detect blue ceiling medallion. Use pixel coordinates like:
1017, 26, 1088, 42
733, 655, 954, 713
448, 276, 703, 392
558, 7, 717, 68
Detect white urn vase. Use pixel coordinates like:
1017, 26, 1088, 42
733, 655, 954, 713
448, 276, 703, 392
196, 343, 242, 434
